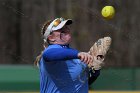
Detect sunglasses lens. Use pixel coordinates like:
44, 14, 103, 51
60, 17, 65, 21
54, 19, 61, 27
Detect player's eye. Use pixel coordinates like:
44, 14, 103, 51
61, 31, 66, 33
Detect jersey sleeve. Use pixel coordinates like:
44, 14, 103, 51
88, 69, 100, 85
42, 48, 79, 62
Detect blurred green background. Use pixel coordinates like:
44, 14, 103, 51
0, 0, 140, 92
0, 65, 140, 92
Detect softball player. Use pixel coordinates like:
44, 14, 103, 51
35, 17, 101, 93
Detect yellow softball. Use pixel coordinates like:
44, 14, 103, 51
101, 6, 115, 20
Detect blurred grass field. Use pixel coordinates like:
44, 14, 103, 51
1, 66, 140, 93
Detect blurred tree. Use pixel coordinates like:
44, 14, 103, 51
0, 0, 140, 67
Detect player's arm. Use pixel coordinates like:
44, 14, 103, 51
88, 69, 100, 85
43, 48, 79, 61
43, 48, 93, 64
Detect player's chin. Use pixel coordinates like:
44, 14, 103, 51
64, 37, 72, 44
65, 40, 71, 45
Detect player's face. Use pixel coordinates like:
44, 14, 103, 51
51, 26, 72, 45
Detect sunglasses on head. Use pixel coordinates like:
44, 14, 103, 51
53, 18, 65, 27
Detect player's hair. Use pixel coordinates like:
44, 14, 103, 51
41, 20, 51, 35
42, 20, 53, 44
34, 20, 53, 66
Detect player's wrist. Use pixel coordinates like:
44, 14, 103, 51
78, 52, 93, 64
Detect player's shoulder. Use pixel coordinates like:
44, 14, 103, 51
46, 44, 62, 50
43, 44, 62, 54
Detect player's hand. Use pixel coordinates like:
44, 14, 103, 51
78, 52, 93, 64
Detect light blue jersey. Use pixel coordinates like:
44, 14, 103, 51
39, 45, 89, 93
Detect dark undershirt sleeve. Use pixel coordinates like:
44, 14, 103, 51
88, 69, 100, 85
